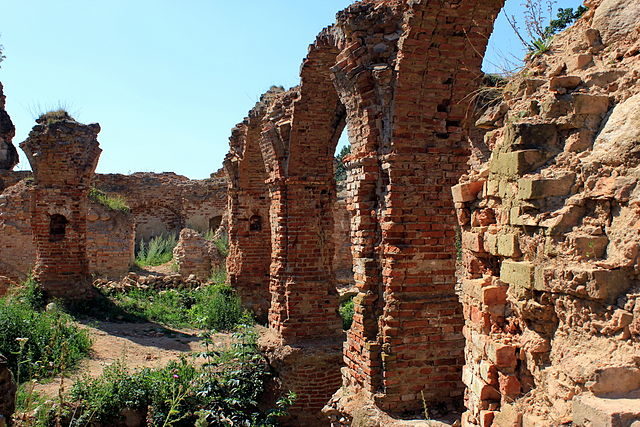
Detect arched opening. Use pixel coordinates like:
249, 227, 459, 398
209, 215, 222, 232
49, 214, 68, 242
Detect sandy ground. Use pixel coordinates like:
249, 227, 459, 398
33, 320, 230, 398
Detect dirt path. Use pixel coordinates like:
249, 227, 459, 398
33, 320, 231, 397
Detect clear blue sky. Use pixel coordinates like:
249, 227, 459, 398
1, 0, 581, 179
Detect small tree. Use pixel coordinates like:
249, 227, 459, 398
334, 145, 351, 182
505, 1, 587, 55
0, 43, 5, 67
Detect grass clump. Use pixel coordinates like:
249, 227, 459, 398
135, 233, 178, 267
88, 188, 130, 212
68, 327, 293, 426
105, 283, 250, 332
0, 281, 91, 382
339, 296, 355, 330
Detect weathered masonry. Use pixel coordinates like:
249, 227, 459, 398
224, 0, 506, 422
20, 112, 102, 299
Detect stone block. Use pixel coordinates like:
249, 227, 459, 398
486, 341, 516, 368
482, 285, 508, 307
493, 403, 523, 427
573, 94, 610, 115
569, 234, 609, 259
502, 123, 558, 151
573, 394, 640, 427
484, 179, 500, 198
497, 233, 521, 257
517, 173, 575, 199
569, 53, 593, 71
500, 260, 535, 290
484, 233, 499, 255
490, 150, 546, 177
463, 231, 485, 253
549, 75, 582, 91
452, 181, 485, 203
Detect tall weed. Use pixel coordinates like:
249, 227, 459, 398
135, 233, 178, 267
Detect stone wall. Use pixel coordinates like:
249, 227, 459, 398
456, 2, 640, 425
94, 172, 226, 242
173, 228, 225, 281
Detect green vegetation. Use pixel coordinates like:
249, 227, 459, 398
212, 235, 229, 258
0, 41, 5, 67
339, 296, 355, 330
0, 280, 92, 382
135, 233, 178, 267
37, 109, 73, 124
335, 145, 351, 182
67, 327, 293, 426
104, 283, 250, 331
89, 188, 130, 212
506, 1, 588, 57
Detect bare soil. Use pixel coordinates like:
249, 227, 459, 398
32, 320, 231, 398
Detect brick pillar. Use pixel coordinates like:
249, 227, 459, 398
224, 88, 282, 320
325, 0, 505, 421
257, 37, 346, 423
20, 112, 101, 299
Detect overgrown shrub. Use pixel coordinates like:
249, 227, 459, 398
69, 327, 293, 426
107, 284, 250, 331
189, 284, 249, 331
0, 292, 91, 381
135, 233, 178, 267
88, 188, 130, 212
339, 296, 355, 330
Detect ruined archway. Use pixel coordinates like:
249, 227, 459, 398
255, 0, 507, 422
224, 88, 283, 320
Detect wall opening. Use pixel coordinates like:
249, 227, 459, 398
49, 214, 68, 242
249, 214, 262, 232
209, 215, 222, 232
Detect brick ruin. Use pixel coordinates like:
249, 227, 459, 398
0, 0, 637, 424
19, 112, 102, 299
223, 0, 640, 425
94, 171, 227, 242
454, 1, 640, 424
224, 88, 282, 320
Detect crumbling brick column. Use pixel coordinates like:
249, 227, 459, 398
257, 33, 348, 423
324, 0, 505, 421
20, 112, 102, 299
0, 83, 18, 171
223, 88, 282, 320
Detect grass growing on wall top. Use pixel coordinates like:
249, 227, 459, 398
88, 188, 130, 213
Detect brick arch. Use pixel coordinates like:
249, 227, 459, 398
131, 203, 183, 242
238, 0, 507, 421
331, 0, 507, 417
223, 88, 283, 320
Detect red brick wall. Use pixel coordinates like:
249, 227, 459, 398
94, 172, 227, 242
224, 89, 281, 319
20, 117, 102, 299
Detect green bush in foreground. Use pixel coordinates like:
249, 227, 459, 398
107, 283, 250, 331
135, 233, 178, 267
0, 291, 91, 382
69, 327, 293, 426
